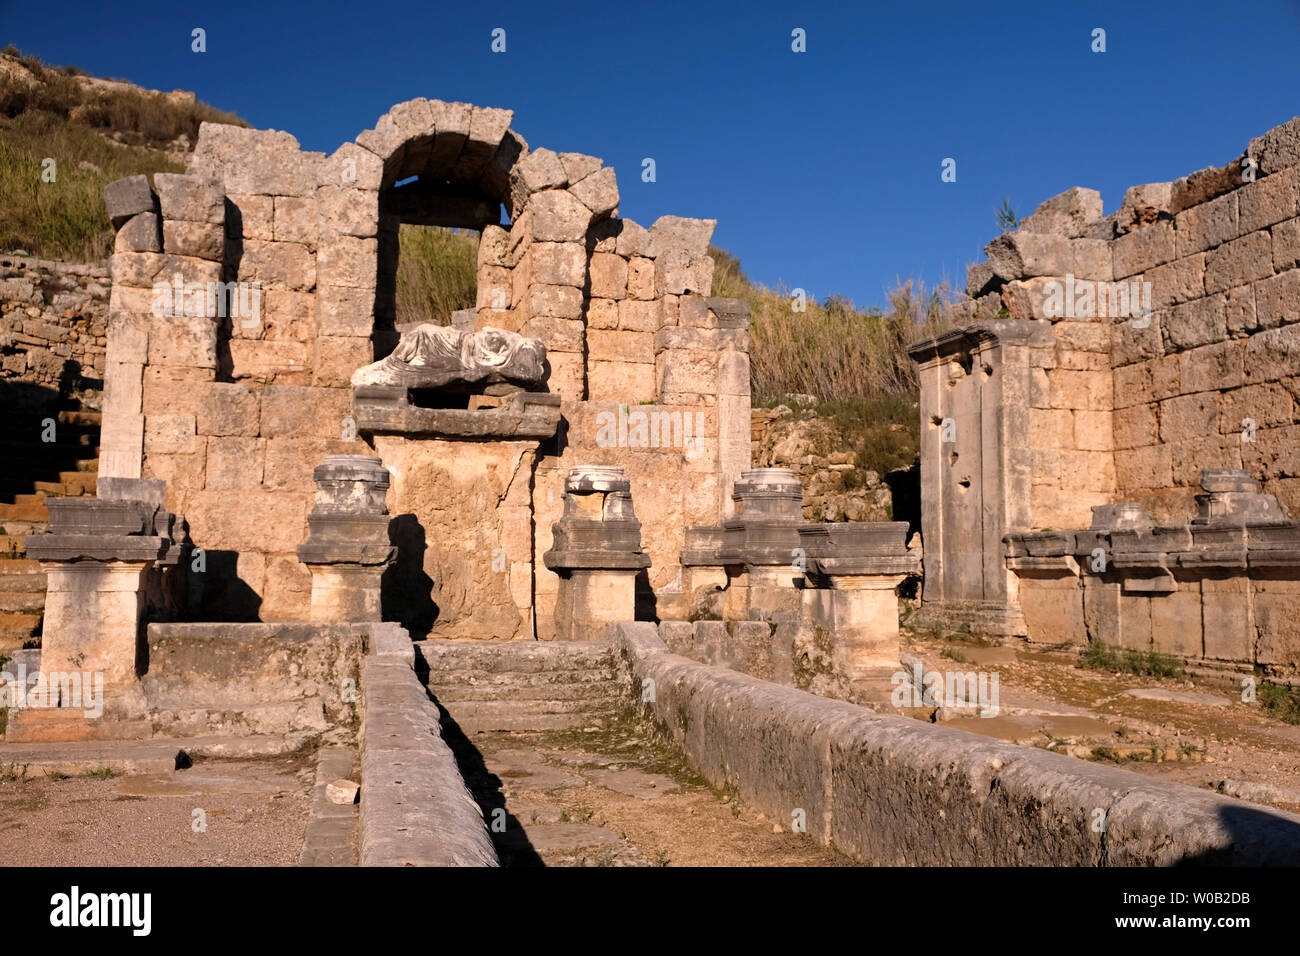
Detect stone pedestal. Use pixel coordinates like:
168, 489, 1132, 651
798, 522, 920, 679
680, 526, 727, 620
543, 466, 650, 641
719, 468, 805, 620
297, 455, 396, 623
19, 485, 183, 732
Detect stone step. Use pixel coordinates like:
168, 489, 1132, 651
427, 679, 624, 703
2, 708, 152, 744
450, 712, 617, 734
0, 733, 306, 775
56, 409, 102, 427
0, 611, 41, 649
415, 639, 616, 675
431, 697, 615, 718
0, 590, 44, 613
0, 500, 48, 522
0, 558, 41, 575
0, 570, 46, 591
146, 701, 329, 739
0, 739, 187, 775
422, 665, 619, 688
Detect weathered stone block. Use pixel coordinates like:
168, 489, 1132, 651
590, 252, 627, 299
205, 436, 265, 489
1162, 296, 1225, 351
1174, 191, 1238, 256
239, 240, 316, 291
115, 213, 162, 254
615, 219, 653, 258
154, 173, 225, 224
227, 194, 274, 240
527, 190, 591, 242
260, 385, 353, 439
162, 219, 224, 260
1113, 221, 1175, 278
984, 231, 1071, 280
318, 285, 375, 337
188, 123, 319, 197
1159, 392, 1219, 444
105, 175, 156, 228
145, 413, 199, 455
618, 299, 658, 333
528, 283, 583, 319
1146, 254, 1204, 309
569, 167, 619, 217
588, 329, 653, 364
274, 196, 320, 248
1253, 268, 1300, 328
321, 142, 383, 191
196, 382, 260, 437
1205, 230, 1273, 294
649, 216, 716, 258
529, 242, 585, 287
316, 236, 376, 289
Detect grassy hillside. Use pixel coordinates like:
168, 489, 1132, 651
0, 47, 246, 260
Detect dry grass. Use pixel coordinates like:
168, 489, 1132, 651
711, 245, 959, 404
0, 46, 245, 260
393, 225, 480, 326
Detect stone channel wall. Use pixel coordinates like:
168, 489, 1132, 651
610, 622, 1300, 866
359, 623, 498, 866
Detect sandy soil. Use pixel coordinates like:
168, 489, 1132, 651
0, 753, 315, 866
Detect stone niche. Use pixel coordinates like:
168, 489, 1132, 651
356, 325, 558, 641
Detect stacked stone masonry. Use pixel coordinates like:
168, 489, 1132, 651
97, 100, 751, 636
910, 115, 1300, 675
0, 255, 109, 392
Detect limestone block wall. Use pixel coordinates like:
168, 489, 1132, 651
953, 116, 1300, 528
912, 115, 1300, 639
1106, 122, 1300, 525
101, 99, 749, 633
0, 254, 108, 398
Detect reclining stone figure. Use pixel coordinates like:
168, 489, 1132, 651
351, 324, 546, 389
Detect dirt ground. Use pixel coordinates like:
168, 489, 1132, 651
901, 628, 1300, 816
445, 721, 855, 867
0, 753, 315, 866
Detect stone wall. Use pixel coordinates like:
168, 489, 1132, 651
0, 254, 108, 406
611, 621, 1300, 865
100, 100, 750, 635
910, 115, 1300, 647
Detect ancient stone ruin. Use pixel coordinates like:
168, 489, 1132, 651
4, 102, 1300, 867
910, 118, 1300, 683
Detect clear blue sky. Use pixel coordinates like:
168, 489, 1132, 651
4, 0, 1300, 309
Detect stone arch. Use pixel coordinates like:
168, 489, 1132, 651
332, 99, 622, 401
